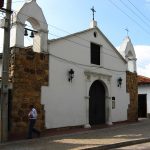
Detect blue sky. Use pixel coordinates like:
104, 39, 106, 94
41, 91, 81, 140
37, 0, 150, 46
10, 0, 150, 46
1, 0, 150, 77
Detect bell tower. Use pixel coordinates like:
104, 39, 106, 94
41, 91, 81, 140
119, 36, 137, 73
10, 0, 48, 52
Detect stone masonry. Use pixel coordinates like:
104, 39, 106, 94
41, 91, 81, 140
9, 47, 49, 135
126, 71, 138, 122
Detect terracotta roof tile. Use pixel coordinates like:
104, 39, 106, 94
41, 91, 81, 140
138, 75, 150, 85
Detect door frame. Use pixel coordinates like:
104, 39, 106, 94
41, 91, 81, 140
84, 71, 112, 128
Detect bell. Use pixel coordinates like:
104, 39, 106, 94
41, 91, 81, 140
30, 31, 34, 38
24, 29, 28, 36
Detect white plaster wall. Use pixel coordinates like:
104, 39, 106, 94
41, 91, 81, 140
42, 58, 87, 128
138, 85, 150, 114
111, 74, 129, 122
41, 28, 130, 129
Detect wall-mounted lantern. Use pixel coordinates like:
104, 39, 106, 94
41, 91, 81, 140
117, 77, 123, 87
68, 69, 74, 82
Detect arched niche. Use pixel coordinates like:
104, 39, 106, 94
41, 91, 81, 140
126, 51, 136, 72
10, 0, 48, 52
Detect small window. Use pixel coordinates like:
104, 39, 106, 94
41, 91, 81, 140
91, 42, 100, 65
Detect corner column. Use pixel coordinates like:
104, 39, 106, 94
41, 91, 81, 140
84, 73, 91, 128
106, 96, 113, 125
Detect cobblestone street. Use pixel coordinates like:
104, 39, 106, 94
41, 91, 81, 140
0, 119, 150, 150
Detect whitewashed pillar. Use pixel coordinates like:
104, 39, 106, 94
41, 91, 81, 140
106, 96, 113, 125
84, 74, 91, 128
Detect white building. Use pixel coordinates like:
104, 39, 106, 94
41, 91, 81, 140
138, 75, 150, 118
8, 0, 138, 132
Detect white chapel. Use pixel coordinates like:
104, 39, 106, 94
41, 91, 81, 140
7, 0, 138, 134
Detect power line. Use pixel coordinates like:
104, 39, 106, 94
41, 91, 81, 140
119, 0, 150, 29
127, 0, 150, 23
50, 53, 126, 73
5, 0, 24, 4
48, 32, 123, 60
109, 0, 150, 36
10, 9, 126, 61
10, 15, 126, 73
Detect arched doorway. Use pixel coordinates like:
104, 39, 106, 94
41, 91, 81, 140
89, 80, 105, 125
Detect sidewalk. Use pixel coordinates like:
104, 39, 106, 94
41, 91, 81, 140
1, 118, 150, 150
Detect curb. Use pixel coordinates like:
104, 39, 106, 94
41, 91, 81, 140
84, 138, 150, 150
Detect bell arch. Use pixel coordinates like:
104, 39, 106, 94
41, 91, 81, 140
126, 50, 135, 72
10, 0, 48, 52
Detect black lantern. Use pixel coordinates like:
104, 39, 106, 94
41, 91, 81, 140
68, 69, 74, 82
117, 77, 122, 87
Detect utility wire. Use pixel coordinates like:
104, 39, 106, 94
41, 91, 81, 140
10, 8, 126, 63
4, 1, 24, 5
119, 0, 150, 29
1, 7, 127, 63
12, 16, 126, 73
109, 0, 150, 36
48, 32, 122, 60
127, 0, 150, 23
13, 9, 123, 61
4, 6, 128, 73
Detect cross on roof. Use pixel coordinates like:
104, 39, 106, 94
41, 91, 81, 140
125, 28, 129, 36
91, 6, 96, 20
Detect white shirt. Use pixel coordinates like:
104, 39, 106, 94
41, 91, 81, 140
28, 108, 37, 119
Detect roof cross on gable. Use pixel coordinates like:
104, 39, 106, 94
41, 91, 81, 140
91, 6, 96, 20
125, 28, 129, 36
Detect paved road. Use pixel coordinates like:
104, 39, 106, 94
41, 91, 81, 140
1, 118, 150, 150
112, 142, 150, 150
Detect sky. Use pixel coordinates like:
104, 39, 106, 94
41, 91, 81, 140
1, 0, 150, 77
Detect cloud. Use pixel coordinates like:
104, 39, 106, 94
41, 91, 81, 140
134, 45, 150, 77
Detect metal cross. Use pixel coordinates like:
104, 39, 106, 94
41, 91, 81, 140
125, 28, 129, 36
91, 6, 96, 20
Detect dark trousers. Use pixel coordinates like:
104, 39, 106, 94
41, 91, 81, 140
28, 119, 40, 139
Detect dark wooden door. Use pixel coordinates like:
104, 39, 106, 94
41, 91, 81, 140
89, 80, 105, 125
138, 94, 147, 118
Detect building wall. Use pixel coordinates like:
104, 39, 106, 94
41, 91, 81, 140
126, 71, 138, 121
9, 47, 49, 134
138, 85, 150, 115
7, 29, 138, 133
41, 29, 130, 129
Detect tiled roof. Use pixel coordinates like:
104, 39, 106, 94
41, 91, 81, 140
138, 75, 150, 85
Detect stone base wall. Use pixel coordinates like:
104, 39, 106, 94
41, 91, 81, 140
9, 47, 49, 134
126, 71, 138, 122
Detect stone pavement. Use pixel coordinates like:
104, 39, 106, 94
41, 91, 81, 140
1, 118, 150, 150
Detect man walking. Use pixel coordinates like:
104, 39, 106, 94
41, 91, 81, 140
27, 105, 40, 139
